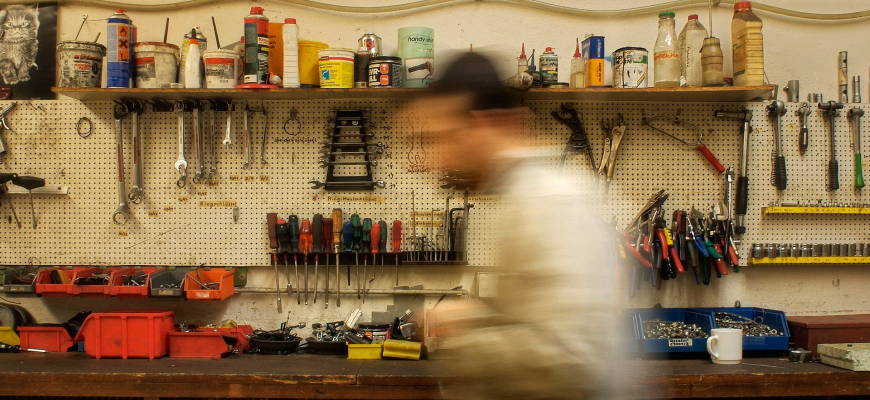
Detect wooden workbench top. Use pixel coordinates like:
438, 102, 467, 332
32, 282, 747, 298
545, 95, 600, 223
0, 353, 867, 399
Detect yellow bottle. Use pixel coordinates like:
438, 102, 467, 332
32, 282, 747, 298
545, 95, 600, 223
731, 1, 764, 86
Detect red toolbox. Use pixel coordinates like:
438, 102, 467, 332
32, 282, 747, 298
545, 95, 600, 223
18, 325, 75, 352
73, 310, 175, 359
788, 314, 870, 358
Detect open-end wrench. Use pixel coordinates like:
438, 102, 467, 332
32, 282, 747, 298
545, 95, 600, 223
112, 102, 130, 225
819, 101, 845, 191
308, 179, 386, 190
223, 102, 234, 148
191, 103, 205, 184
257, 109, 268, 166
848, 107, 865, 188
127, 101, 145, 204
175, 101, 189, 188
797, 102, 810, 155
242, 108, 251, 169
713, 108, 753, 235
321, 141, 383, 149
767, 100, 787, 190
318, 159, 378, 168
319, 149, 383, 157
206, 101, 217, 179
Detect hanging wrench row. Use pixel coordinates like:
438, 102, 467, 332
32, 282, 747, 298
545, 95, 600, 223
174, 100, 236, 188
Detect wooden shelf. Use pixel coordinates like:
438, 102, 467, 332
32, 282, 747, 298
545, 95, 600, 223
762, 206, 870, 215
749, 256, 870, 265
52, 85, 776, 102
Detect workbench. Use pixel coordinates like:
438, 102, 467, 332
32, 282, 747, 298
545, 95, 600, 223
0, 353, 867, 399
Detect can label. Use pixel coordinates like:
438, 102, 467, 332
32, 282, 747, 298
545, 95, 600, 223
319, 55, 354, 88
59, 53, 103, 88
585, 59, 605, 87
540, 55, 558, 85
179, 35, 207, 85
612, 48, 648, 88
135, 56, 156, 84
107, 20, 132, 87
205, 57, 236, 87
244, 17, 269, 84
368, 62, 401, 88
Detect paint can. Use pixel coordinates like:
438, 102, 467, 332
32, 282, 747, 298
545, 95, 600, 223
179, 27, 206, 87
612, 47, 648, 88
318, 48, 354, 89
203, 49, 240, 89
133, 42, 179, 88
298, 40, 328, 87
107, 9, 134, 88
368, 56, 402, 88
243, 7, 270, 85
397, 27, 434, 88
56, 41, 107, 88
355, 33, 381, 88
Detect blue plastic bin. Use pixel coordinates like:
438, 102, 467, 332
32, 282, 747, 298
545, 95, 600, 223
692, 307, 790, 351
632, 308, 714, 353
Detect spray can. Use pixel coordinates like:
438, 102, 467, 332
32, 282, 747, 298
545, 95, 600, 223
539, 47, 558, 85
107, 9, 133, 88
243, 7, 270, 85
179, 27, 207, 87
355, 33, 381, 88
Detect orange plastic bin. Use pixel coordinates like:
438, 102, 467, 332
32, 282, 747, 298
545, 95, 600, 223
184, 269, 235, 301
73, 310, 175, 359
18, 325, 74, 352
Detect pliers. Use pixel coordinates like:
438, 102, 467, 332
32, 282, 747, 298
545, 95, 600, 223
599, 114, 627, 183
551, 104, 597, 171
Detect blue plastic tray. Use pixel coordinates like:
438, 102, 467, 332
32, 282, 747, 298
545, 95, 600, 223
632, 308, 714, 353
692, 307, 790, 351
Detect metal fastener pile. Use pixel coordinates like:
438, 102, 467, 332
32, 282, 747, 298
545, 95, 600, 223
642, 319, 708, 339
714, 312, 783, 336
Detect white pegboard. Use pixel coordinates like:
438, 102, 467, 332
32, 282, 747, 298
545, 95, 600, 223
0, 98, 869, 268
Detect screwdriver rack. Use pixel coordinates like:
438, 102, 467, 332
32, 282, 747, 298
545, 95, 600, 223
1, 97, 870, 268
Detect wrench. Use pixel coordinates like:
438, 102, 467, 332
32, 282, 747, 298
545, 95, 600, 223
848, 107, 865, 188
175, 101, 189, 188
797, 102, 810, 155
318, 159, 378, 168
767, 100, 787, 190
207, 101, 217, 179
112, 102, 130, 225
319, 149, 383, 157
308, 179, 386, 190
191, 103, 205, 184
257, 109, 268, 166
242, 108, 251, 169
127, 101, 145, 204
819, 101, 844, 191
222, 102, 234, 148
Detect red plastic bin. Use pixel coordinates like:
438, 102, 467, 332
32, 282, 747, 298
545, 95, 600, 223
34, 267, 76, 297
108, 268, 155, 298
71, 267, 115, 297
18, 325, 74, 352
73, 310, 175, 359
184, 269, 235, 301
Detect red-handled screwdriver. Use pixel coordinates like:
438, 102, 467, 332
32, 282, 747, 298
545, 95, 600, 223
331, 208, 342, 307
392, 220, 402, 286
300, 219, 312, 305
312, 214, 322, 304
368, 222, 381, 303
322, 216, 333, 309
266, 213, 282, 313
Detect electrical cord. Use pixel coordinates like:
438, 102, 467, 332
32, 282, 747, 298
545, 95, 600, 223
2, 0, 870, 20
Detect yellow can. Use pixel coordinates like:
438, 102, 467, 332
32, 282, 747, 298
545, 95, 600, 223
318, 47, 355, 88
298, 40, 328, 86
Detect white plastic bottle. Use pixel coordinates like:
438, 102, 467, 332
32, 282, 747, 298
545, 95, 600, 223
654, 11, 680, 88
570, 38, 585, 88
282, 18, 300, 89
184, 29, 203, 88
731, 1, 764, 86
678, 14, 707, 87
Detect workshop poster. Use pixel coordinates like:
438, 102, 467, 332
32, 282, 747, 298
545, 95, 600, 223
0, 3, 57, 100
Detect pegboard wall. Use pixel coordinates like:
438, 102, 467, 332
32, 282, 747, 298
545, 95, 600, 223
0, 98, 869, 268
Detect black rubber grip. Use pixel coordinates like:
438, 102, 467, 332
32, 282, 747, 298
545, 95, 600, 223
775, 156, 788, 191
312, 214, 323, 253
12, 175, 45, 190
277, 222, 290, 254
0, 173, 17, 184
289, 215, 300, 253
735, 176, 749, 216
829, 160, 840, 191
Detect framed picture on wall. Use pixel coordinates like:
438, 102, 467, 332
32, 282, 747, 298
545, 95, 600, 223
0, 3, 57, 100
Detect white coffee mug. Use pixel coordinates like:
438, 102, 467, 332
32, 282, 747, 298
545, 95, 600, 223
706, 328, 743, 364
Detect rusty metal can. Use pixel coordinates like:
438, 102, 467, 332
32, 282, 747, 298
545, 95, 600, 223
612, 46, 648, 88
368, 56, 402, 88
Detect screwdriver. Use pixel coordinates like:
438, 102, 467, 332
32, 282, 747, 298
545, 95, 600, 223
312, 214, 323, 304
371, 221, 381, 279
288, 215, 301, 304
342, 221, 353, 299
378, 220, 387, 276
351, 213, 361, 290
276, 218, 292, 298
331, 208, 343, 307
0, 173, 20, 228
362, 218, 372, 302
300, 219, 312, 305
12, 176, 44, 229
322, 217, 333, 309
266, 213, 282, 313
392, 220, 402, 286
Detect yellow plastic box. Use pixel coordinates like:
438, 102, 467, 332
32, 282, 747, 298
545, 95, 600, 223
347, 343, 382, 359
0, 326, 20, 346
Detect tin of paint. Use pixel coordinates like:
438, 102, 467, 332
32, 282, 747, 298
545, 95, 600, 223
179, 28, 206, 87
318, 48, 354, 88
56, 41, 107, 88
299, 40, 328, 86
612, 47, 648, 88
107, 9, 133, 88
355, 33, 382, 88
397, 27, 434, 88
133, 42, 179, 88
243, 7, 270, 84
203, 49, 240, 88
368, 56, 402, 88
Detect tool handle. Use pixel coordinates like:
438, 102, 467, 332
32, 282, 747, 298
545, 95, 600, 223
694, 234, 710, 258
623, 241, 651, 268
371, 223, 381, 255
727, 244, 740, 266
332, 209, 343, 251
712, 244, 729, 275
670, 247, 685, 273
656, 230, 669, 260
0, 173, 16, 184
289, 215, 300, 253
378, 220, 388, 253
12, 175, 45, 190
856, 153, 865, 188
361, 218, 372, 253
300, 219, 312, 255
276, 219, 290, 253
829, 160, 840, 191
697, 144, 726, 174
735, 176, 749, 216
342, 222, 354, 252
312, 214, 323, 253
799, 126, 809, 155
392, 220, 402, 253
686, 239, 699, 269
267, 213, 279, 251
774, 155, 788, 190
351, 214, 362, 251
322, 217, 334, 253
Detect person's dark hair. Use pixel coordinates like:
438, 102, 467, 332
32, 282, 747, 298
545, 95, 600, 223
431, 52, 512, 111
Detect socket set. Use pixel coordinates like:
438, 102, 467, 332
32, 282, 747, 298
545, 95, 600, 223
751, 243, 870, 258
